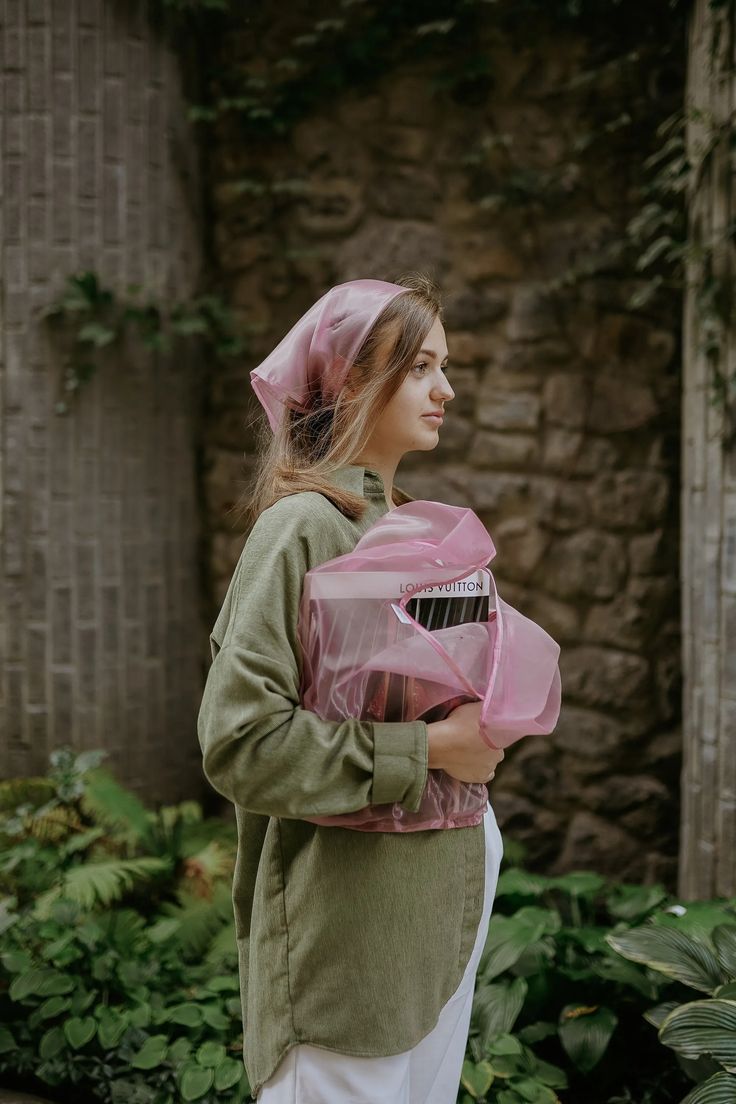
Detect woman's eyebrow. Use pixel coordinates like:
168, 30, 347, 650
418, 349, 449, 360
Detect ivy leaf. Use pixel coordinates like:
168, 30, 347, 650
214, 1057, 244, 1091
461, 1059, 495, 1097
63, 1015, 97, 1049
180, 1066, 215, 1101
131, 1033, 169, 1070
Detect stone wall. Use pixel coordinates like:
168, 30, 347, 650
0, 1, 204, 803
203, 13, 683, 882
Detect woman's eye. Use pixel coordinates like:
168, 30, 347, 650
412, 362, 428, 375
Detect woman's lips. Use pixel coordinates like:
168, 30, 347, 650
422, 413, 444, 425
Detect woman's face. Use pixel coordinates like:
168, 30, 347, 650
365, 316, 455, 459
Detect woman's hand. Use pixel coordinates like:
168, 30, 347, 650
427, 701, 504, 784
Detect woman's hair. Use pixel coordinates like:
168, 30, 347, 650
236, 271, 443, 526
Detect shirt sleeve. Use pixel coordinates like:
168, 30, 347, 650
197, 495, 429, 819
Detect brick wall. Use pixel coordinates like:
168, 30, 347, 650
0, 0, 204, 803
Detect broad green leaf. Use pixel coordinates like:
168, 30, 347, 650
214, 1057, 243, 1091
549, 871, 605, 897
2, 949, 31, 973
38, 995, 71, 1020
480, 908, 560, 980
533, 1058, 568, 1089
559, 1004, 618, 1073
64, 1015, 96, 1049
488, 1034, 523, 1056
473, 977, 528, 1049
9, 967, 73, 1000
169, 1001, 204, 1027
659, 998, 736, 1071
681, 1071, 736, 1103
461, 1059, 495, 1097
39, 1026, 65, 1059
197, 1041, 226, 1067
643, 1000, 680, 1028
605, 883, 669, 921
97, 1007, 129, 1049
131, 1034, 169, 1070
169, 1036, 193, 1062
495, 869, 549, 897
512, 1078, 560, 1103
0, 1026, 16, 1053
715, 982, 736, 999
607, 924, 725, 993
181, 1066, 215, 1101
517, 1021, 557, 1045
201, 1003, 229, 1030
713, 925, 736, 978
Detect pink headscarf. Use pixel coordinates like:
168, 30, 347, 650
250, 279, 411, 432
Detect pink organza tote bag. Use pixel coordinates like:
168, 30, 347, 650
297, 500, 561, 832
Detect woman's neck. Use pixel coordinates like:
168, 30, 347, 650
352, 456, 398, 511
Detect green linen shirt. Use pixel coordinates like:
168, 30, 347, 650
197, 463, 486, 1098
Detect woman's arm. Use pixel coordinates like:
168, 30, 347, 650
197, 495, 429, 819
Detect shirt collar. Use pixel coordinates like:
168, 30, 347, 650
324, 464, 387, 499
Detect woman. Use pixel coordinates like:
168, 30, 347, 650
197, 273, 505, 1103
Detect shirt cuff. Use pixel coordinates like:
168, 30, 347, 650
370, 720, 428, 812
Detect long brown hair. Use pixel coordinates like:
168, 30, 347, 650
237, 271, 443, 526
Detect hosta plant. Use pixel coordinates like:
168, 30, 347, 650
607, 904, 736, 1104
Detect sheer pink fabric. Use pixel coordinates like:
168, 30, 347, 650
250, 279, 410, 432
297, 500, 562, 832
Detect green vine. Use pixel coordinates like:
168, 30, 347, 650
44, 272, 245, 414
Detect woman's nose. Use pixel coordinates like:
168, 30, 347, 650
433, 376, 455, 402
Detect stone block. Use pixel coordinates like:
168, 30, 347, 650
507, 284, 560, 341
470, 429, 539, 469
334, 218, 449, 283
551, 811, 641, 877
543, 372, 588, 429
561, 644, 651, 712
477, 390, 540, 431
588, 470, 670, 529
544, 529, 626, 599
492, 516, 549, 580
588, 375, 658, 432
297, 178, 364, 236
443, 286, 508, 329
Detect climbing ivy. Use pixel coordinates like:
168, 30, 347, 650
44, 272, 244, 414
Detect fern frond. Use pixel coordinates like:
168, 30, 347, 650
204, 918, 238, 965
26, 803, 83, 843
158, 891, 225, 958
33, 856, 172, 918
80, 769, 154, 849
0, 777, 55, 813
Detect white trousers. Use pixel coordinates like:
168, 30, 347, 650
257, 802, 504, 1104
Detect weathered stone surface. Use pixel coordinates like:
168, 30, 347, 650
584, 577, 677, 650
477, 391, 541, 431
492, 516, 549, 581
373, 169, 441, 219
544, 530, 625, 598
471, 430, 539, 469
444, 286, 509, 328
543, 372, 588, 429
542, 428, 583, 471
297, 178, 364, 236
588, 375, 658, 432
561, 645, 651, 711
552, 705, 637, 773
333, 217, 449, 281
551, 811, 642, 878
204, 18, 682, 886
507, 284, 561, 341
588, 470, 670, 530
